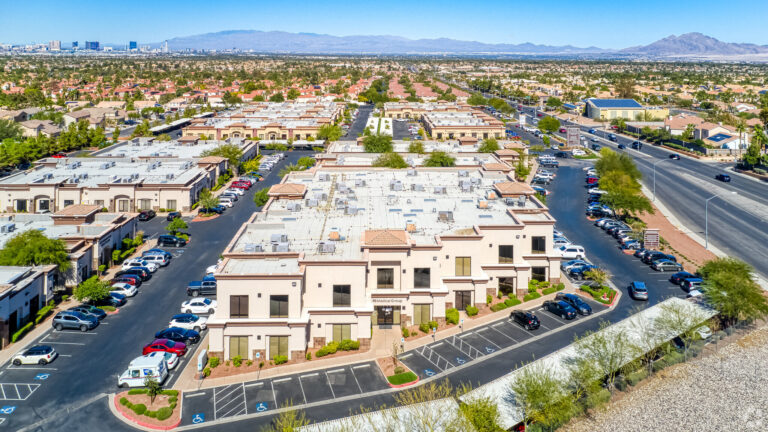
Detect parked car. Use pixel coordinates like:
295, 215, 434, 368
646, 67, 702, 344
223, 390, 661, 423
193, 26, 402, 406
555, 293, 592, 315
141, 254, 170, 267
109, 292, 128, 306
568, 264, 599, 280
680, 278, 703, 292
166, 211, 181, 221
137, 210, 156, 221
115, 267, 151, 281
68, 305, 107, 320
141, 351, 179, 370
217, 198, 234, 208
111, 283, 138, 297
87, 294, 124, 309
157, 235, 187, 247
669, 154, 680, 160
561, 259, 589, 272
225, 188, 244, 196
169, 314, 207, 332
652, 259, 683, 272
187, 275, 217, 296
715, 173, 731, 182
510, 310, 540, 330
629, 281, 648, 300
642, 252, 676, 264
143, 249, 172, 260
199, 207, 224, 215
670, 271, 697, 285
142, 338, 187, 357
122, 259, 158, 273
542, 300, 577, 320
180, 297, 217, 314
559, 245, 586, 260
52, 311, 99, 332
553, 237, 571, 248
155, 327, 201, 345
12, 345, 58, 366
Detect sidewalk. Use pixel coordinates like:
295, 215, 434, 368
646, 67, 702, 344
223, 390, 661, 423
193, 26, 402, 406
173, 279, 580, 391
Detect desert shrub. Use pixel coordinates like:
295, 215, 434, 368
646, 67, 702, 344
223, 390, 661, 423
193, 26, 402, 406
445, 308, 459, 324
466, 305, 479, 316
208, 356, 220, 368
626, 369, 649, 386
232, 355, 242, 367
394, 366, 405, 374
203, 367, 211, 377
131, 404, 147, 415
156, 407, 173, 421
402, 327, 410, 338
128, 388, 148, 395
542, 286, 558, 295
555, 282, 565, 291
119, 397, 129, 406
273, 355, 288, 365
305, 351, 312, 361
583, 388, 611, 409
11, 322, 34, 343
419, 322, 431, 333
523, 291, 542, 302
490, 302, 509, 312
338, 339, 360, 351
487, 294, 493, 303
506, 298, 522, 307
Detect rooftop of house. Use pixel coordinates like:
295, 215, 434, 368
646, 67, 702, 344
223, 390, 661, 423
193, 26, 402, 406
222, 168, 551, 273
0, 157, 206, 187
92, 137, 254, 159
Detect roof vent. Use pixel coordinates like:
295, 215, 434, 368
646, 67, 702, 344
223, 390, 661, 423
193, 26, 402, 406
477, 200, 489, 209
406, 221, 416, 232
244, 243, 263, 253
318, 241, 336, 254
458, 170, 468, 177
407, 169, 417, 176
305, 199, 319, 208
286, 202, 301, 212
433, 186, 447, 194
272, 242, 290, 252
438, 211, 454, 222
270, 233, 288, 243
354, 179, 366, 187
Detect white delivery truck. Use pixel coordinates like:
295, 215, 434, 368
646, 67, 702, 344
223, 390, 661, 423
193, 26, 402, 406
117, 354, 168, 388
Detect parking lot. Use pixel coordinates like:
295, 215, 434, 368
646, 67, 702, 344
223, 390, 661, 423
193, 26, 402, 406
181, 361, 389, 426
399, 297, 605, 379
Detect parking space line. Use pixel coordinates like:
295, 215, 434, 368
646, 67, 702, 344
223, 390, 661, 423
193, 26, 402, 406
272, 377, 291, 383
220, 400, 246, 418
324, 371, 336, 398
326, 368, 345, 374
7, 367, 58, 371
300, 373, 318, 378
270, 380, 276, 407
486, 325, 517, 342
10, 385, 20, 400
215, 384, 242, 401
509, 320, 536, 337
473, 331, 502, 349
58, 354, 72, 357
297, 374, 307, 405
186, 392, 206, 397
348, 366, 363, 394
398, 354, 412, 360
244, 382, 263, 388
352, 364, 370, 369
0, 385, 5, 399
446, 334, 483, 359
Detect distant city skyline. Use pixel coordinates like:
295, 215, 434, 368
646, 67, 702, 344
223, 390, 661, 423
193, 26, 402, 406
2, 0, 768, 49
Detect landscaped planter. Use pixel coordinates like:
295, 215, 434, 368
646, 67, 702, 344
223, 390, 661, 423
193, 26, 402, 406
377, 357, 418, 388
114, 389, 181, 430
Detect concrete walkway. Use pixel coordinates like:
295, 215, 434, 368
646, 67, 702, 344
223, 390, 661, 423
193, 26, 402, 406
173, 278, 581, 391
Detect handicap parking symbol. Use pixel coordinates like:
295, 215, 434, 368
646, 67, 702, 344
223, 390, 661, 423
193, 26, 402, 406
424, 369, 436, 377
485, 346, 496, 354
255, 402, 269, 412
0, 406, 15, 415
192, 413, 205, 424
34, 373, 50, 380
455, 357, 466, 365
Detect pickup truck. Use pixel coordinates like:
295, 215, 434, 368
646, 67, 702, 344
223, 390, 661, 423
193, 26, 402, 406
187, 275, 216, 296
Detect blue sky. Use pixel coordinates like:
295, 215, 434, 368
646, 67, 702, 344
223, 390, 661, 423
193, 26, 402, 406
2, 0, 768, 49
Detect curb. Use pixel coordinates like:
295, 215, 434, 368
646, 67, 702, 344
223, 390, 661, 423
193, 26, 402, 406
112, 393, 183, 431
387, 376, 420, 388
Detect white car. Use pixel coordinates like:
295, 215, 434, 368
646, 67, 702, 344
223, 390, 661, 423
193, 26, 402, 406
206, 260, 221, 275
226, 188, 244, 196
572, 149, 586, 156
169, 314, 207, 331
553, 238, 572, 248
181, 297, 218, 314
695, 325, 712, 339
559, 245, 586, 260
218, 199, 233, 208
12, 345, 58, 366
111, 283, 138, 297
122, 259, 158, 273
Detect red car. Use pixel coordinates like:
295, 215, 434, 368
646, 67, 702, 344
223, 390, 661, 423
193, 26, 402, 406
537, 113, 543, 117
232, 182, 250, 189
559, 128, 567, 133
111, 276, 141, 286
51, 152, 67, 159
142, 338, 186, 356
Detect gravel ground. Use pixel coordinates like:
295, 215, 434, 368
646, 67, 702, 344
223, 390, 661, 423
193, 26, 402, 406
564, 323, 768, 432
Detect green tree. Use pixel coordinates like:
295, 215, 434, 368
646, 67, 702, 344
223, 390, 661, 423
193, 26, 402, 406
478, 138, 500, 153
546, 96, 563, 109
362, 134, 393, 153
408, 141, 424, 154
112, 126, 121, 141
200, 144, 243, 173
459, 396, 504, 432
73, 276, 111, 302
196, 188, 219, 209
296, 156, 315, 169
510, 360, 575, 430
424, 151, 456, 167
681, 124, 695, 141
268, 92, 285, 102
467, 93, 487, 106
538, 116, 560, 134
489, 97, 514, 114
316, 124, 342, 142
222, 91, 243, 105
615, 75, 636, 99
0, 119, 22, 141
372, 152, 408, 168
253, 188, 269, 207
144, 377, 162, 404
286, 88, 300, 100
166, 217, 188, 235
700, 258, 768, 325
573, 320, 631, 388
0, 229, 71, 272
610, 117, 627, 132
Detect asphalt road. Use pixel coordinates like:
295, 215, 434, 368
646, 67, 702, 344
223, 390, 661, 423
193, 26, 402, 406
514, 104, 768, 280
342, 104, 372, 139
1, 151, 312, 432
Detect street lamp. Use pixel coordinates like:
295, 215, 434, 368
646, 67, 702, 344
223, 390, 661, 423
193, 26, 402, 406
705, 191, 737, 249
652, 159, 675, 201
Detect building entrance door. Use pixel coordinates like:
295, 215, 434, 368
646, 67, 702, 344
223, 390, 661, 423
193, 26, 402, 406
455, 291, 472, 311
376, 306, 400, 326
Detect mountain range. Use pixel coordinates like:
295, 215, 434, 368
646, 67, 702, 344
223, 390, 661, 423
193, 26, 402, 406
158, 31, 768, 58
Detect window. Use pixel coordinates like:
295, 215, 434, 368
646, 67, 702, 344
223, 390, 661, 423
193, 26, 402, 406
63, 200, 74, 207
413, 304, 431, 326
14, 200, 27, 212
332, 285, 351, 307
499, 245, 514, 263
229, 336, 248, 359
377, 268, 394, 289
455, 257, 471, 276
37, 199, 50, 211
118, 199, 130, 212
230, 295, 248, 318
269, 336, 288, 359
332, 324, 351, 342
413, 268, 430, 289
269, 295, 288, 318
94, 200, 104, 208
531, 236, 546, 254
532, 267, 547, 282
166, 200, 177, 211
137, 199, 152, 211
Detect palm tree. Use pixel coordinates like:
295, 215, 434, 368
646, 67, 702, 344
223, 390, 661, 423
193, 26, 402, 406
736, 121, 747, 149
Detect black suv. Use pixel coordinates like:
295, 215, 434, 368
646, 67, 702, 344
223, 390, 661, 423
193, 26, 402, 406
510, 310, 540, 330
555, 293, 592, 315
166, 211, 181, 221
642, 252, 676, 265
115, 267, 151, 281
715, 173, 731, 182
138, 210, 156, 221
157, 235, 187, 247
542, 300, 577, 320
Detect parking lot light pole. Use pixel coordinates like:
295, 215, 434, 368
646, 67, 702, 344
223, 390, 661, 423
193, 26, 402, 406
652, 159, 674, 201
705, 191, 737, 249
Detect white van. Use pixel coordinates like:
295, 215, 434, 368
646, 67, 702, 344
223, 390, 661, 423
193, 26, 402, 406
118, 354, 168, 388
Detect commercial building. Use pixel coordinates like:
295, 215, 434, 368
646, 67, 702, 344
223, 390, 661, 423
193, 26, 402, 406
0, 266, 57, 349
129, 41, 137, 50
208, 167, 560, 361
85, 41, 99, 51
182, 101, 343, 141
382, 102, 468, 120
92, 137, 259, 161
421, 110, 506, 140
0, 157, 227, 213
584, 98, 669, 121
49, 40, 61, 51
0, 205, 137, 286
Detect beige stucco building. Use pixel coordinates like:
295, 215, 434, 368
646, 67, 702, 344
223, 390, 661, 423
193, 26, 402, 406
207, 167, 560, 362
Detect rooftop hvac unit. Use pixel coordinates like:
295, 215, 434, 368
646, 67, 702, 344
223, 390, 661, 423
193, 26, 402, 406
387, 195, 398, 205
411, 184, 424, 191
318, 241, 336, 253
438, 211, 454, 222
0, 223, 16, 233
434, 186, 447, 194
100, 163, 111, 170
314, 192, 327, 201
390, 180, 403, 191
305, 199, 319, 208
70, 177, 79, 183
270, 233, 288, 243
354, 179, 366, 187
335, 198, 348, 209
407, 169, 417, 176
286, 202, 301, 212
458, 170, 469, 177
460, 182, 472, 192
518, 195, 527, 206
243, 243, 263, 253
166, 173, 175, 180
272, 242, 290, 252
337, 183, 348, 193
505, 198, 516, 206
477, 200, 489, 209
44, 173, 54, 179
345, 205, 358, 215
470, 177, 481, 185
318, 173, 330, 181
150, 153, 160, 157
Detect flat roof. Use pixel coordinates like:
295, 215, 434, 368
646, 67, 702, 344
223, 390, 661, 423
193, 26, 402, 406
190, 101, 340, 130
0, 266, 33, 285
0, 158, 205, 187
327, 140, 506, 154
92, 138, 254, 159
321, 153, 501, 168
423, 111, 500, 127
0, 213, 124, 249
224, 167, 550, 274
